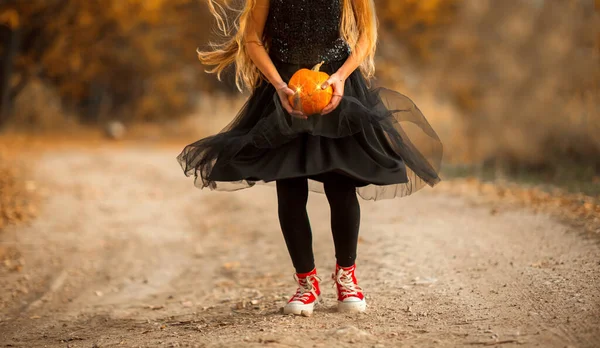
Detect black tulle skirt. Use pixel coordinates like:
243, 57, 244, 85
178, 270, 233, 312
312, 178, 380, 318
177, 58, 443, 201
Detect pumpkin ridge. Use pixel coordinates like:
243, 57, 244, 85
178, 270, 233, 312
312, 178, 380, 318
287, 62, 333, 115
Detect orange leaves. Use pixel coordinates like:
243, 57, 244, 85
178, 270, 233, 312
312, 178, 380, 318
1, 0, 215, 123
0, 141, 39, 231
0, 9, 20, 29
439, 177, 600, 235
378, 0, 462, 60
103, 0, 196, 29
382, 0, 456, 30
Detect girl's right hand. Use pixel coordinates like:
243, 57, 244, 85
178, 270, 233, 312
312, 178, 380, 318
275, 83, 306, 119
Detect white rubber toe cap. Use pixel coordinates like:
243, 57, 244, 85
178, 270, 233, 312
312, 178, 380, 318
283, 300, 318, 315
337, 298, 366, 313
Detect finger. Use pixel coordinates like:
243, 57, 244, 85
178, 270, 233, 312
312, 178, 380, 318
281, 98, 295, 113
282, 103, 294, 114
322, 105, 335, 115
321, 96, 342, 115
291, 110, 306, 118
282, 100, 306, 119
321, 104, 334, 115
321, 79, 333, 90
287, 93, 301, 112
283, 87, 296, 96
325, 95, 342, 110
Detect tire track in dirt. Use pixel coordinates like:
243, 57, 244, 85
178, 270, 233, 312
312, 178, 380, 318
0, 147, 598, 347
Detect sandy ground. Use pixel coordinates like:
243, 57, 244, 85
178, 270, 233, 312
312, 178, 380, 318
0, 147, 599, 348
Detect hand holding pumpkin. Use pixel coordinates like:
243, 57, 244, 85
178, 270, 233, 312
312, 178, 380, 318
287, 62, 333, 116
275, 83, 306, 119
320, 72, 345, 115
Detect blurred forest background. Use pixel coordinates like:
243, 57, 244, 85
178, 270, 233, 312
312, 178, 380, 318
0, 0, 598, 179
2, 3, 600, 343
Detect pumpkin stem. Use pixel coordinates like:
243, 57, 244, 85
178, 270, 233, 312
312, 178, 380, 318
311, 61, 325, 72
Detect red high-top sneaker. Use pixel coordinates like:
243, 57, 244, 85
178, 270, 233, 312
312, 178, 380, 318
332, 264, 366, 312
283, 268, 321, 315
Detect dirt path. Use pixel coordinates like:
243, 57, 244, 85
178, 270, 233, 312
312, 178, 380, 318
0, 147, 599, 348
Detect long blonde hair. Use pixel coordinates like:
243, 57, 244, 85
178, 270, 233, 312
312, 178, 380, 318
199, 0, 378, 92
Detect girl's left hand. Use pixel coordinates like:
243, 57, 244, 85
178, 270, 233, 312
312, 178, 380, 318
320, 73, 345, 115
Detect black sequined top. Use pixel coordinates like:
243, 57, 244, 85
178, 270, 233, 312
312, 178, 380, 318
265, 0, 351, 65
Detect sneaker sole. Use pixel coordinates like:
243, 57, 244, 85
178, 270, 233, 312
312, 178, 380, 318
283, 297, 320, 315
337, 299, 366, 313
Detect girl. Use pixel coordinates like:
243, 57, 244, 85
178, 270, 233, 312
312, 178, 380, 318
177, 0, 442, 315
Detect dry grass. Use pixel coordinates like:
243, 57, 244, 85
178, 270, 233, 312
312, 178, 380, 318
378, 0, 600, 174
437, 177, 600, 237
428, 0, 600, 167
0, 138, 39, 231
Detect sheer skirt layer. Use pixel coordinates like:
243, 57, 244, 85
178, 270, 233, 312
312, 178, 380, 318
177, 59, 442, 201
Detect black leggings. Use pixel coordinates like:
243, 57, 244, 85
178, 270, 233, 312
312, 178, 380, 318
276, 175, 360, 274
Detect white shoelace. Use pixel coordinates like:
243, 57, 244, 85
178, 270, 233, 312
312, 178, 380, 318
291, 274, 320, 302
334, 268, 362, 297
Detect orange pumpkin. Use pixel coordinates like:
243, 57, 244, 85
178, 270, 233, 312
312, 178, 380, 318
288, 61, 333, 115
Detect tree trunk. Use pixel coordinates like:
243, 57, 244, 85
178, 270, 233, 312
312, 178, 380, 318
0, 27, 20, 129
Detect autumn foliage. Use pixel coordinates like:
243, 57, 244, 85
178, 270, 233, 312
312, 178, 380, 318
0, 0, 465, 128
0, 0, 217, 126
0, 142, 38, 230
0, 0, 598, 176
377, 0, 462, 60
429, 0, 600, 172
